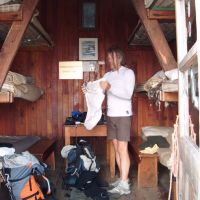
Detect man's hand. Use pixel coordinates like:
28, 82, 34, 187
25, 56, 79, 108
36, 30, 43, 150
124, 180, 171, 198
100, 81, 111, 91
81, 85, 87, 94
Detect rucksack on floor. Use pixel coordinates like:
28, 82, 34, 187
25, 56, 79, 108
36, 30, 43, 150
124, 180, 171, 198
20, 175, 44, 200
61, 139, 100, 187
2, 151, 51, 200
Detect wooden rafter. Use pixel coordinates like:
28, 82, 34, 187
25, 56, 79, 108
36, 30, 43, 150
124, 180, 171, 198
0, 0, 39, 87
131, 0, 177, 71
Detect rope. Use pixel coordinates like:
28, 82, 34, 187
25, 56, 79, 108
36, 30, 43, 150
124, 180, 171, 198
189, 115, 197, 144
168, 115, 179, 200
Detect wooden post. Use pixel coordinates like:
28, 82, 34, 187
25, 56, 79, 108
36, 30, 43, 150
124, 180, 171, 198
131, 0, 177, 71
0, 0, 39, 87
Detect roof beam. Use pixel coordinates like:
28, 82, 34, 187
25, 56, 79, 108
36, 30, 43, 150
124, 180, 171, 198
131, 0, 177, 71
0, 0, 39, 87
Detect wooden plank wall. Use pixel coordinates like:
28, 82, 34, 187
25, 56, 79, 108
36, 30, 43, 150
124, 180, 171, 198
0, 0, 177, 150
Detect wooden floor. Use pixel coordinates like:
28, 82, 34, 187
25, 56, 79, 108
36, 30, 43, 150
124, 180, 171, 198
47, 154, 170, 200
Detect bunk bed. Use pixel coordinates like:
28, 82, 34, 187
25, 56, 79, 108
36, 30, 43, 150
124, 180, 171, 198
136, 69, 178, 103
129, 0, 175, 46
0, 1, 56, 171
0, 0, 54, 47
0, 135, 56, 170
0, 135, 40, 153
141, 126, 174, 169
135, 70, 177, 171
144, 0, 174, 9
128, 20, 176, 46
0, 0, 53, 103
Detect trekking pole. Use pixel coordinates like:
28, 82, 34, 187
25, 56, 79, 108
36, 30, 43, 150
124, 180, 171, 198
75, 121, 81, 146
0, 159, 16, 200
3, 173, 16, 200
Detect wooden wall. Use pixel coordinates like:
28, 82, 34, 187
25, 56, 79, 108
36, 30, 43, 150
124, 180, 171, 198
0, 0, 177, 149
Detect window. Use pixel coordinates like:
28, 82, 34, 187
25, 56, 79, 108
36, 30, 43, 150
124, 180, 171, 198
81, 0, 96, 29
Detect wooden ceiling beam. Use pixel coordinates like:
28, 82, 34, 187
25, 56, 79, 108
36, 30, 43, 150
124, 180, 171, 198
0, 0, 39, 87
131, 0, 177, 71
147, 9, 175, 20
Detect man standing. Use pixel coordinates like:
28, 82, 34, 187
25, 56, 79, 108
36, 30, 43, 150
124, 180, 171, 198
100, 47, 135, 195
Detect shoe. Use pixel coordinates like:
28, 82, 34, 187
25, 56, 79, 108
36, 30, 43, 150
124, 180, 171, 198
108, 180, 130, 195
110, 178, 130, 187
110, 178, 121, 187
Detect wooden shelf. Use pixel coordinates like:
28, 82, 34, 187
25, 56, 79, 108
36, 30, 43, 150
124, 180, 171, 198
159, 91, 178, 102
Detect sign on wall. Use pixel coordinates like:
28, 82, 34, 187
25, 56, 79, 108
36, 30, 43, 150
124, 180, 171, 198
59, 61, 83, 79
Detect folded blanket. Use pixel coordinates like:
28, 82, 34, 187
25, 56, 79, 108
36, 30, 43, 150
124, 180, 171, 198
161, 80, 178, 92
14, 84, 44, 102
1, 71, 43, 102
5, 71, 34, 85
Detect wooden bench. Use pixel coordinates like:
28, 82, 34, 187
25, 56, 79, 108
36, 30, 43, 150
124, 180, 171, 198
28, 138, 57, 170
130, 137, 158, 188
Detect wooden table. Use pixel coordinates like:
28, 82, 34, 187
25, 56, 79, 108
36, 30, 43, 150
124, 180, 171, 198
64, 125, 115, 178
130, 137, 158, 188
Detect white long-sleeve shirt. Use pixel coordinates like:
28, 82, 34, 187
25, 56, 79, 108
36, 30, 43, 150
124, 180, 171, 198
103, 66, 135, 117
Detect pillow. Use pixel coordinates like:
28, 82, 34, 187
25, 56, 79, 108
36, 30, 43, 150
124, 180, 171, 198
0, 0, 11, 5
165, 69, 178, 81
142, 126, 174, 138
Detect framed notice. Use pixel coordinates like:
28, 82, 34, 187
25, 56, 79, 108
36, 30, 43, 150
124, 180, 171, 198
59, 61, 83, 79
79, 38, 98, 60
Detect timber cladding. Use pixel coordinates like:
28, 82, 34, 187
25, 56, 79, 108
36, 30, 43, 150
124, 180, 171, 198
0, 0, 177, 151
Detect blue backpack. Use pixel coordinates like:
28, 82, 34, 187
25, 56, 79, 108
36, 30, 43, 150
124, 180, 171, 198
63, 140, 100, 187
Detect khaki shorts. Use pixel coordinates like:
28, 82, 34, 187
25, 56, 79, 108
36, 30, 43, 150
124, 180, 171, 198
107, 116, 131, 141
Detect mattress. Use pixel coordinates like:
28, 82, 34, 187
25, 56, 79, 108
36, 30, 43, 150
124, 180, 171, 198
0, 3, 20, 12
141, 126, 173, 169
0, 135, 40, 153
161, 80, 178, 92
142, 126, 174, 139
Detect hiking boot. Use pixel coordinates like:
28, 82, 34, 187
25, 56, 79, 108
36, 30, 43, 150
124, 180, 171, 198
108, 180, 131, 195
110, 178, 130, 188
109, 178, 121, 187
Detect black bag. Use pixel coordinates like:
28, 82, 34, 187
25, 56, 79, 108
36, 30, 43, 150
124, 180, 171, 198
84, 182, 109, 200
0, 143, 13, 148
63, 140, 100, 187
64, 117, 75, 125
